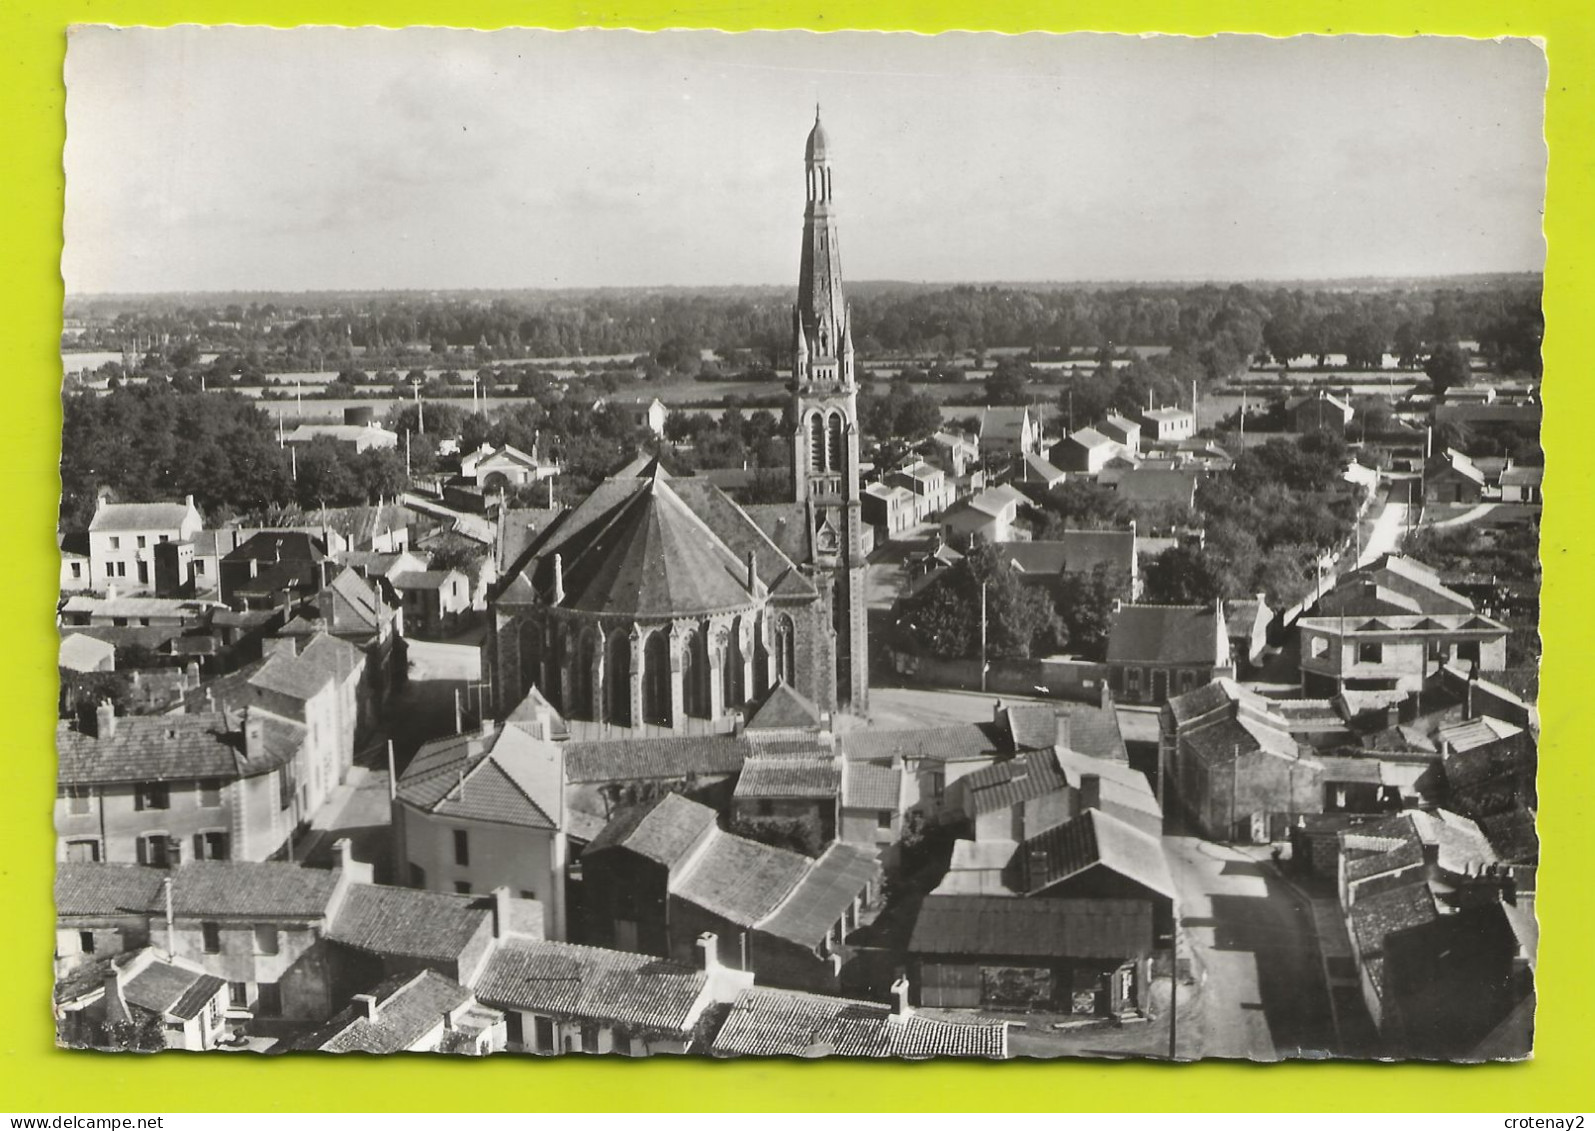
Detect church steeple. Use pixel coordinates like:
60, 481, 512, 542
796, 107, 850, 389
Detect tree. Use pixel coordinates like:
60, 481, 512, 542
901, 540, 1064, 660
984, 358, 1032, 407
1424, 342, 1472, 397
1052, 564, 1125, 660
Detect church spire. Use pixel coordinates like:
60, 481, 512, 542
797, 109, 847, 386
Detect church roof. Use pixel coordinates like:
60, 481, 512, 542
805, 109, 830, 161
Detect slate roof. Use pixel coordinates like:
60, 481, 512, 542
1108, 604, 1226, 666
1062, 427, 1116, 451
1019, 452, 1066, 483
961, 751, 1067, 816
327, 885, 488, 963
1011, 808, 1176, 899
673, 831, 810, 927
56, 712, 297, 785
733, 756, 839, 800
746, 682, 824, 730
712, 988, 1006, 1059
843, 762, 902, 811
583, 792, 719, 867
89, 501, 195, 532
223, 530, 326, 564
1499, 464, 1543, 488
908, 894, 1154, 960
303, 970, 473, 1054
564, 734, 750, 784
391, 570, 462, 591
123, 960, 225, 1021
1105, 468, 1199, 504
397, 723, 561, 830
757, 843, 878, 948
475, 939, 708, 1034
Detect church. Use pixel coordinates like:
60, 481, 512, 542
487, 111, 870, 734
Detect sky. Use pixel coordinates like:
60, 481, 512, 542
63, 29, 1548, 294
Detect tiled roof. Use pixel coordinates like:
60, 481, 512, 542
843, 762, 902, 811
839, 724, 1006, 764
1180, 710, 1302, 766
56, 712, 296, 785
1108, 603, 1225, 666
1012, 808, 1176, 899
1142, 407, 1193, 424
1439, 716, 1524, 752
171, 862, 341, 919
59, 633, 117, 671
60, 595, 215, 620
674, 830, 809, 926
712, 988, 1006, 1059
503, 684, 569, 739
89, 501, 194, 532
1348, 882, 1440, 995
733, 755, 838, 800
223, 530, 326, 564
475, 939, 708, 1034
398, 724, 561, 830
908, 894, 1154, 960
1063, 427, 1115, 451
1052, 749, 1161, 828
391, 570, 462, 591
746, 682, 823, 730
1106, 468, 1199, 504
54, 863, 166, 918
757, 843, 878, 947
251, 648, 335, 701
304, 970, 473, 1054
961, 751, 1067, 816
328, 885, 488, 963
123, 961, 224, 1021
564, 735, 748, 784
996, 542, 1069, 576
583, 792, 719, 867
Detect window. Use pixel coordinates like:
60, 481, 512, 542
877, 810, 893, 830
78, 930, 95, 955
193, 831, 228, 860
277, 765, 295, 812
614, 919, 639, 952
580, 1022, 600, 1052
1309, 636, 1328, 659
228, 982, 247, 1009
108, 536, 120, 550
453, 829, 470, 867
253, 926, 279, 956
505, 1012, 524, 1048
454, 881, 473, 895
410, 863, 426, 888
533, 1016, 555, 1053
198, 779, 223, 807
195, 560, 206, 575
137, 834, 176, 867
201, 922, 221, 954
256, 982, 282, 1017
70, 562, 82, 579
66, 839, 100, 863
1126, 667, 1142, 691
136, 536, 147, 549
1458, 640, 1481, 665
519, 889, 537, 901
159, 535, 170, 544
134, 782, 170, 811
1358, 641, 1383, 664
63, 785, 91, 816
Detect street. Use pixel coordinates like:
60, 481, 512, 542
1163, 835, 1338, 1061
1356, 499, 1410, 566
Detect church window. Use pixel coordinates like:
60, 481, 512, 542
826, 412, 844, 473
642, 630, 671, 728
809, 413, 825, 473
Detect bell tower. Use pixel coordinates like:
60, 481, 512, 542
789, 108, 868, 712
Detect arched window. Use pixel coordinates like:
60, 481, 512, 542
642, 630, 671, 728
517, 619, 542, 701
573, 628, 598, 722
681, 627, 710, 719
606, 630, 632, 728
809, 413, 825, 473
721, 620, 745, 710
776, 614, 797, 687
751, 614, 771, 700
827, 412, 845, 473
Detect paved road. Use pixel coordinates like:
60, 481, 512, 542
1163, 835, 1337, 1061
1356, 500, 1409, 566
865, 685, 1052, 732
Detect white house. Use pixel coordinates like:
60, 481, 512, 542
88, 497, 204, 591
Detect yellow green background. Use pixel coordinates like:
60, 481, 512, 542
3, 0, 1591, 1112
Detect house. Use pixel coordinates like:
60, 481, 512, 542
476, 933, 751, 1056
711, 983, 1007, 1058
56, 703, 305, 866
1319, 555, 1474, 616
1224, 593, 1272, 670
839, 760, 907, 853
1099, 467, 1200, 510
1438, 714, 1537, 824
59, 632, 118, 673
940, 485, 1028, 547
885, 460, 955, 521
88, 496, 204, 591
599, 396, 670, 437
1160, 679, 1326, 842
1106, 602, 1234, 705
731, 752, 840, 845
975, 405, 1043, 460
282, 422, 400, 454
1139, 406, 1195, 443
926, 431, 981, 479
1288, 391, 1355, 435
1297, 611, 1509, 695
55, 948, 229, 1052
60, 533, 92, 593
59, 592, 220, 630
393, 720, 571, 940
1051, 428, 1121, 474
861, 481, 918, 540
1498, 462, 1543, 504
1016, 451, 1067, 488
298, 969, 504, 1055
459, 443, 559, 491
220, 531, 329, 610
1425, 448, 1488, 505
1098, 414, 1141, 456
996, 527, 1140, 601
390, 568, 471, 637
579, 793, 878, 993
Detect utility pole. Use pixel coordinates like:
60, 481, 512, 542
979, 581, 989, 692
1168, 923, 1179, 1061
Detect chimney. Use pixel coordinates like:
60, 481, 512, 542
242, 707, 265, 761
992, 697, 1005, 725
696, 931, 721, 975
351, 993, 380, 1023
1080, 773, 1102, 813
1099, 681, 1112, 710
185, 494, 195, 511
890, 975, 912, 1016
93, 699, 117, 739
493, 885, 514, 940
551, 554, 565, 605
332, 836, 373, 884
